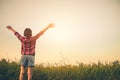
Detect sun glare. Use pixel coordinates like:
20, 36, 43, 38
51, 23, 74, 45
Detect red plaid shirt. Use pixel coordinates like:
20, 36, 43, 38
15, 32, 43, 56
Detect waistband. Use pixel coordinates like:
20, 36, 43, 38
23, 54, 35, 56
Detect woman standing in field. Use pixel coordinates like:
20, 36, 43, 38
6, 23, 54, 80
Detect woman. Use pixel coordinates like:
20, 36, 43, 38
6, 23, 54, 80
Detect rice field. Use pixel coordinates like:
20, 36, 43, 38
0, 59, 120, 80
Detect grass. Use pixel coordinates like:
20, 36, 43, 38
0, 58, 120, 80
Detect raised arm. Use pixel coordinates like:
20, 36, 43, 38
6, 25, 16, 33
33, 23, 55, 40
6, 25, 24, 42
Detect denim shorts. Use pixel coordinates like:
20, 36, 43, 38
19, 55, 35, 67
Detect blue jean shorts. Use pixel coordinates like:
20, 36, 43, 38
20, 55, 35, 67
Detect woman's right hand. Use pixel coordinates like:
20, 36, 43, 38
6, 25, 13, 30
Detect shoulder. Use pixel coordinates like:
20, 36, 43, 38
24, 36, 35, 42
15, 32, 25, 41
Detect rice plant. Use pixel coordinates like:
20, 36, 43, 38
0, 59, 120, 80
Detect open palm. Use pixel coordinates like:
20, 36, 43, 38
6, 25, 13, 30
48, 23, 55, 28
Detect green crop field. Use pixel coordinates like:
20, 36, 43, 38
0, 59, 120, 80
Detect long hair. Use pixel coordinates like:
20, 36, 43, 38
24, 28, 32, 38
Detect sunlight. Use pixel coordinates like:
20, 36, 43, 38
51, 22, 73, 45
0, 0, 120, 65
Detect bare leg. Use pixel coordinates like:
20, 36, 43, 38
27, 67, 33, 80
19, 66, 25, 80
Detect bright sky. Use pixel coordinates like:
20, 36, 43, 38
0, 0, 120, 65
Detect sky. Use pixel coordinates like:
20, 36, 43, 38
0, 0, 120, 65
